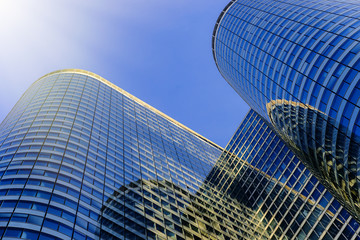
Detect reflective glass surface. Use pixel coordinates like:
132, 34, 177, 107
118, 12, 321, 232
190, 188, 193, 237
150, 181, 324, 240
207, 110, 360, 239
0, 70, 223, 239
0, 70, 359, 239
213, 0, 360, 221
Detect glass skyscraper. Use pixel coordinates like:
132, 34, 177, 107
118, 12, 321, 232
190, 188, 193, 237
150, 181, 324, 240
213, 0, 360, 222
209, 110, 360, 239
0, 69, 223, 239
0, 69, 359, 239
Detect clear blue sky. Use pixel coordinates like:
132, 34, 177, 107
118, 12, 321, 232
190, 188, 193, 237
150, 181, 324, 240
0, 0, 249, 147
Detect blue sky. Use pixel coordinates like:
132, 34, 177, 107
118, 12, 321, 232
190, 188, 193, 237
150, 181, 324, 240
0, 0, 249, 147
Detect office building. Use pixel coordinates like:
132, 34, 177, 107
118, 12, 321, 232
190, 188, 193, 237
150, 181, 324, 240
208, 110, 360, 239
0, 69, 359, 239
212, 0, 360, 221
0, 69, 223, 239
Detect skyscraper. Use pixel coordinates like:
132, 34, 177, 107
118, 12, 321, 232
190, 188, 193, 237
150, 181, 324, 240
212, 0, 360, 222
0, 69, 359, 239
209, 110, 360, 239
0, 69, 223, 239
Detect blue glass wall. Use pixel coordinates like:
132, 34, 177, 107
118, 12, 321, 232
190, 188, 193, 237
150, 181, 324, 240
0, 70, 226, 239
213, 0, 360, 221
1, 69, 359, 239
206, 109, 360, 239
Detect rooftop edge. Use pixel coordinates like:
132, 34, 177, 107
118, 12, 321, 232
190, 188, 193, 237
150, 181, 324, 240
37, 69, 223, 151
211, 0, 237, 68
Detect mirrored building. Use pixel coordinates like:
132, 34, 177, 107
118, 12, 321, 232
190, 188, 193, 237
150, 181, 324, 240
208, 110, 360, 239
0, 69, 359, 239
213, 0, 360, 221
0, 70, 223, 239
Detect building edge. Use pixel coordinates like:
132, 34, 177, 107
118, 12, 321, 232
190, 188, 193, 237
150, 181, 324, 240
35, 69, 223, 151
211, 0, 237, 69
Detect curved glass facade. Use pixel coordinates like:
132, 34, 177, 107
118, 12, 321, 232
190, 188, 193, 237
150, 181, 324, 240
213, 0, 360, 221
0, 70, 224, 239
1, 69, 360, 239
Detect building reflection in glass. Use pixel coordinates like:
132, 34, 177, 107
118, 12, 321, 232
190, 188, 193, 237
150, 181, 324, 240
212, 0, 360, 223
98, 179, 267, 240
207, 110, 359, 239
0, 70, 223, 239
267, 99, 360, 223
98, 110, 360, 239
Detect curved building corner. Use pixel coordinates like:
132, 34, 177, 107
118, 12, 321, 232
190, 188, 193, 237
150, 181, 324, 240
213, 0, 360, 222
